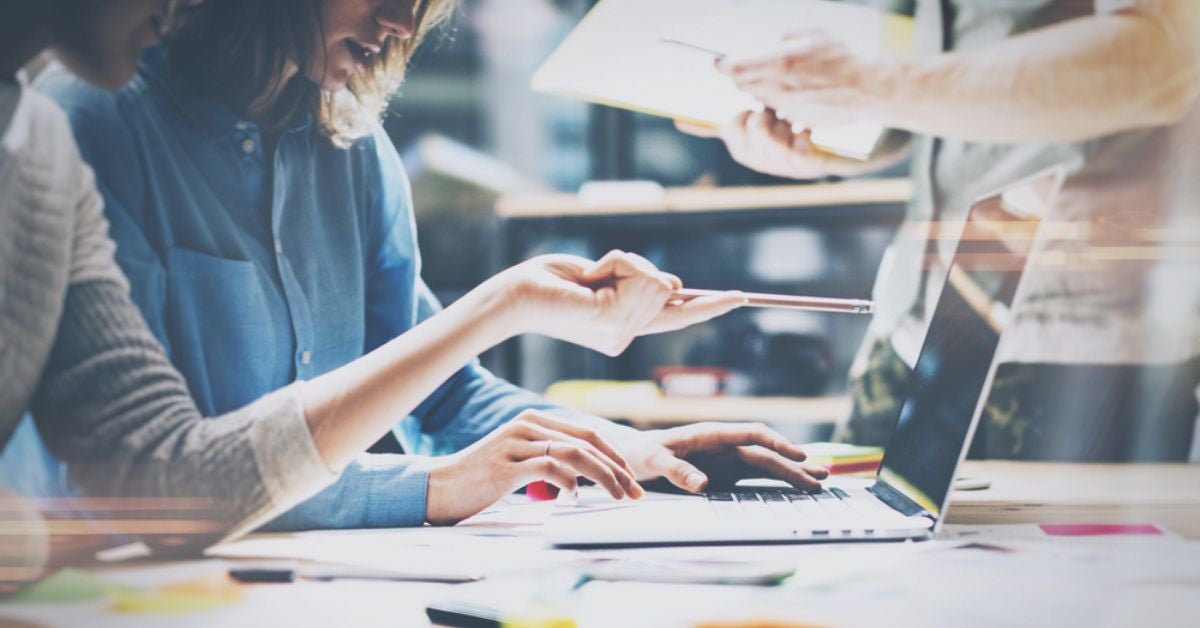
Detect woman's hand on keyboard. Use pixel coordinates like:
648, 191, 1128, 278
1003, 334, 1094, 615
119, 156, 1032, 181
425, 410, 644, 526
617, 422, 831, 493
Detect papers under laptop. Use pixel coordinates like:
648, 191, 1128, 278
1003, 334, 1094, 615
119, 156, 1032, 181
531, 0, 914, 159
546, 167, 1066, 547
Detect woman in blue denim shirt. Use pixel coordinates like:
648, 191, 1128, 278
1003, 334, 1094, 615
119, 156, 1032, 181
1, 0, 727, 577
38, 0, 831, 529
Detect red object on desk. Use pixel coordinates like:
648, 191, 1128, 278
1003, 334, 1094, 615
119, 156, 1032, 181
824, 459, 881, 474
526, 480, 560, 501
1039, 523, 1163, 537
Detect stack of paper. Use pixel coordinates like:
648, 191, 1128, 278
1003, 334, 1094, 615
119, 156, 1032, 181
532, 0, 914, 159
802, 442, 884, 474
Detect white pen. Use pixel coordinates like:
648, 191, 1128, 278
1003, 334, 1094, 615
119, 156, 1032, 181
672, 288, 875, 315
660, 37, 727, 60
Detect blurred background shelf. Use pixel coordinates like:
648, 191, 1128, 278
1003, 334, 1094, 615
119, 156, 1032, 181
551, 394, 851, 430
496, 178, 912, 218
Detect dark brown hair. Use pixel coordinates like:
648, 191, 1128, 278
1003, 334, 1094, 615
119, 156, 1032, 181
167, 0, 456, 147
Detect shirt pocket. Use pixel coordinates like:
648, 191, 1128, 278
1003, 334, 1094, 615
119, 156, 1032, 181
165, 246, 288, 413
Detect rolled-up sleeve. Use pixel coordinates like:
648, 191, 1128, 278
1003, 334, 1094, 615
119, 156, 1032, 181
261, 454, 435, 530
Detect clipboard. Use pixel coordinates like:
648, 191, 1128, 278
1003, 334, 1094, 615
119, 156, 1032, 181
532, 0, 914, 160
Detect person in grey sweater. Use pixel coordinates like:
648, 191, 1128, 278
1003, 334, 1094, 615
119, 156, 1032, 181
1, 0, 764, 582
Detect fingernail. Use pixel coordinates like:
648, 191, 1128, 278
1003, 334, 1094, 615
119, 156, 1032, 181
685, 472, 706, 491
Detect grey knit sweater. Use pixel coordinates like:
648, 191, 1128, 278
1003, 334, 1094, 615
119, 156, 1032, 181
0, 77, 336, 545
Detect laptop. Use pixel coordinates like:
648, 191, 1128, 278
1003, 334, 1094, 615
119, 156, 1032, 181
546, 167, 1066, 547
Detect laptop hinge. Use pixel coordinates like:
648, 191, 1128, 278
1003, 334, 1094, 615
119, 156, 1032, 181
867, 481, 933, 519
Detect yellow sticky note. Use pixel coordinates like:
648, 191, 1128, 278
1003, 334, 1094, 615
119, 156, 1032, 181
502, 614, 577, 628
110, 573, 242, 615
502, 599, 578, 628
882, 14, 916, 54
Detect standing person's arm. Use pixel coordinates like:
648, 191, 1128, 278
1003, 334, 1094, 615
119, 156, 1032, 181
719, 0, 1200, 144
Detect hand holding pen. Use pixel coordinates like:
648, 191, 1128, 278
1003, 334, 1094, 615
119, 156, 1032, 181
671, 288, 874, 315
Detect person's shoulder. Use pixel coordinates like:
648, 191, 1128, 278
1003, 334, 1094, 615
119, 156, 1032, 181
2, 83, 81, 172
358, 122, 410, 179
341, 123, 414, 237
34, 63, 137, 129
8, 82, 69, 135
31, 62, 164, 173
333, 122, 410, 192
1, 84, 100, 230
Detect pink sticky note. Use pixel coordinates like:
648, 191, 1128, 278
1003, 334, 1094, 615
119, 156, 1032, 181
1038, 523, 1163, 537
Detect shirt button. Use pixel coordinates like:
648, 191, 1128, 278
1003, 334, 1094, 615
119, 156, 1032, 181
242, 138, 256, 154
301, 350, 312, 366
274, 240, 283, 255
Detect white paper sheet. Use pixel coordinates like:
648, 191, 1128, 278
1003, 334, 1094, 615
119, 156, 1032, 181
532, 0, 913, 159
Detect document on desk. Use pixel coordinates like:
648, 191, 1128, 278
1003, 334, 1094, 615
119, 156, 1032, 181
207, 526, 577, 583
532, 0, 914, 159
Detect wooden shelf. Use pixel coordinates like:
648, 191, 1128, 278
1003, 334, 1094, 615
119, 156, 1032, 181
496, 178, 912, 218
555, 394, 851, 428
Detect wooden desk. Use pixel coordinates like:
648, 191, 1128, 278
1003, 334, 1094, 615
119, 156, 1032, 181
948, 461, 1200, 539
4, 462, 1196, 626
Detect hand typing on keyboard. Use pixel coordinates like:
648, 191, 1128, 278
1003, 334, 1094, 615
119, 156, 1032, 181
611, 421, 830, 493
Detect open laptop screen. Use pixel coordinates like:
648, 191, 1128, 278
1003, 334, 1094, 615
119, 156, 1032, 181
876, 170, 1061, 517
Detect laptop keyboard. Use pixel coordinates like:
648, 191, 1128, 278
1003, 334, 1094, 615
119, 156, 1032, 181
705, 486, 878, 534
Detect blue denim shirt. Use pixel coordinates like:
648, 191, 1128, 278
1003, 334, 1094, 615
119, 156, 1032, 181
35, 49, 569, 530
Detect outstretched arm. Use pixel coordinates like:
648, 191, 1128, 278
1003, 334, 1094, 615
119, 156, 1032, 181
32, 140, 742, 544
721, 0, 1200, 144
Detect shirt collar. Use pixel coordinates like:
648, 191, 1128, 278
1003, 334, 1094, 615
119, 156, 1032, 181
140, 46, 314, 141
